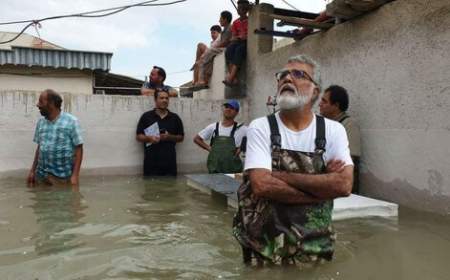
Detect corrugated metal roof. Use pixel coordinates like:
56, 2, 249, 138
0, 46, 112, 71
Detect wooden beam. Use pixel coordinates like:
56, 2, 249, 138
273, 7, 319, 20
254, 29, 298, 38
254, 28, 320, 39
277, 17, 335, 27
262, 13, 334, 29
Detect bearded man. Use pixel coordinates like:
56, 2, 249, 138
27, 89, 84, 186
233, 55, 354, 265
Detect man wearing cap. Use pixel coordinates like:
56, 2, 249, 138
194, 100, 247, 174
319, 85, 361, 193
141, 66, 178, 97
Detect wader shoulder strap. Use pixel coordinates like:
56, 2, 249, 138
267, 114, 281, 169
267, 114, 281, 148
315, 115, 326, 153
338, 115, 349, 123
230, 122, 238, 138
210, 122, 220, 146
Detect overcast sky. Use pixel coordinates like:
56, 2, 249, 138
1, 0, 326, 87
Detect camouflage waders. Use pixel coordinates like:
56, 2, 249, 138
233, 114, 335, 265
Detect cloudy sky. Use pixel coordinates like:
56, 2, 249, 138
1, 0, 326, 87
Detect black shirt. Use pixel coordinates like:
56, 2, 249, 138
136, 109, 184, 176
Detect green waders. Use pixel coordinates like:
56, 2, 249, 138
207, 122, 243, 174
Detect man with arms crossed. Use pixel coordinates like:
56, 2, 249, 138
233, 55, 353, 265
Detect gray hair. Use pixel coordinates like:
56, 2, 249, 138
287, 54, 322, 90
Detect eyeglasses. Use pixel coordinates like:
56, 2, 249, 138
275, 69, 317, 85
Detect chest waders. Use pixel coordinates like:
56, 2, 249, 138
233, 114, 335, 265
207, 122, 243, 174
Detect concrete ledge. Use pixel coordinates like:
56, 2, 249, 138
192, 51, 247, 100
185, 173, 398, 221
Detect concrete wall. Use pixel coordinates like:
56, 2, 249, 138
194, 52, 227, 100
193, 49, 247, 100
245, 0, 450, 214
0, 91, 249, 178
0, 66, 93, 94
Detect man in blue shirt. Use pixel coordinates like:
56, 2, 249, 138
140, 66, 178, 97
27, 89, 84, 186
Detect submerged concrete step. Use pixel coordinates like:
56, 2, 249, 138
185, 174, 398, 221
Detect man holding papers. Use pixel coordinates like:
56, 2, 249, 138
136, 90, 184, 176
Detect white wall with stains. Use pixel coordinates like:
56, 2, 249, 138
245, 0, 450, 214
0, 91, 249, 178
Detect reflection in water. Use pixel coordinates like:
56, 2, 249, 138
120, 177, 241, 279
29, 185, 86, 256
0, 177, 449, 279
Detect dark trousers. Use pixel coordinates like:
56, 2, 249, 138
225, 40, 247, 66
352, 156, 360, 194
143, 149, 177, 176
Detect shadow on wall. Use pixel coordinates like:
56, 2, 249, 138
361, 170, 450, 215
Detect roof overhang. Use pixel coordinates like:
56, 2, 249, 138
0, 46, 112, 71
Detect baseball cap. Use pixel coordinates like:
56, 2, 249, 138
224, 99, 240, 111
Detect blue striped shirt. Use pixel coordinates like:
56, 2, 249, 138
33, 112, 83, 179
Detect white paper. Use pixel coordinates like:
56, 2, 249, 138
144, 122, 160, 147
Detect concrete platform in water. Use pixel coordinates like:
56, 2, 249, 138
185, 174, 398, 221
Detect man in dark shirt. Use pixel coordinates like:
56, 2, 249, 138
136, 90, 184, 176
140, 66, 178, 97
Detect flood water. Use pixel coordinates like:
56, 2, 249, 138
0, 176, 449, 280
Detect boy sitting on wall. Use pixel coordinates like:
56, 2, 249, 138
223, 0, 250, 87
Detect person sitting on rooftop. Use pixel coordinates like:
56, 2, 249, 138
193, 10, 233, 89
223, 0, 250, 87
192, 25, 222, 86
141, 66, 178, 97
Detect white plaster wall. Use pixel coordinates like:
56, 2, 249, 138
246, 0, 450, 214
0, 91, 249, 178
194, 52, 227, 100
0, 72, 92, 95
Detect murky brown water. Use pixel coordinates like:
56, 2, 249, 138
0, 176, 449, 280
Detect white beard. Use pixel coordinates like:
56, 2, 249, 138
276, 85, 311, 111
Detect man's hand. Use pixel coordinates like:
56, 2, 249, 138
159, 131, 170, 142
249, 169, 323, 204
70, 174, 79, 186
193, 134, 211, 152
27, 171, 36, 187
148, 135, 160, 144
271, 170, 284, 181
141, 88, 155, 96
326, 159, 346, 173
